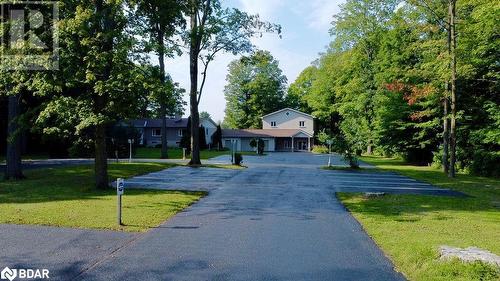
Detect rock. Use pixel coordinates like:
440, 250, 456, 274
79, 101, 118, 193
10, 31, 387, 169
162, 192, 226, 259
439, 246, 500, 267
364, 192, 386, 198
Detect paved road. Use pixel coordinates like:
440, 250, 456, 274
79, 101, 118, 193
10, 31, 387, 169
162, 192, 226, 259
76, 153, 407, 280
2, 153, 461, 280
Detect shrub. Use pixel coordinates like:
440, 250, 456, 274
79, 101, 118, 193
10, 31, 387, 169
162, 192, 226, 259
312, 145, 329, 154
234, 153, 243, 166
257, 139, 265, 155
470, 150, 500, 177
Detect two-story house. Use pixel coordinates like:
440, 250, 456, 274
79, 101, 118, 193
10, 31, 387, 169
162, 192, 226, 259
129, 116, 218, 148
221, 108, 314, 152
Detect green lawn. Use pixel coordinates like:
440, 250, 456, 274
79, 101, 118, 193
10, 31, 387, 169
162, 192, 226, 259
0, 163, 205, 232
338, 156, 500, 281
134, 147, 262, 159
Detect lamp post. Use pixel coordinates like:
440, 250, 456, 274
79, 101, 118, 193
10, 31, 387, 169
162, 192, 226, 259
128, 139, 134, 163
326, 139, 333, 167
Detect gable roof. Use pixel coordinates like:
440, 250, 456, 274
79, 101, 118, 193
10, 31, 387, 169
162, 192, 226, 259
261, 108, 314, 119
222, 129, 313, 138
127, 118, 188, 128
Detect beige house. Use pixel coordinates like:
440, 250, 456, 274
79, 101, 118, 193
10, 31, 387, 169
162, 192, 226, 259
222, 108, 314, 152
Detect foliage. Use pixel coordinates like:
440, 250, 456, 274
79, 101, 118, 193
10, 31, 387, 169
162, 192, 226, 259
332, 135, 359, 168
312, 145, 329, 154
223, 50, 287, 129
291, 0, 499, 175
211, 125, 223, 150
234, 153, 243, 166
249, 138, 264, 154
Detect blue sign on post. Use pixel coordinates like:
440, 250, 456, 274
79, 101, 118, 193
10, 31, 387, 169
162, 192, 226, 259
117, 178, 125, 225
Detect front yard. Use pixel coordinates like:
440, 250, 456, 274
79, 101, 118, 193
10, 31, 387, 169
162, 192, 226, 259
338, 156, 500, 281
134, 147, 261, 159
0, 163, 206, 232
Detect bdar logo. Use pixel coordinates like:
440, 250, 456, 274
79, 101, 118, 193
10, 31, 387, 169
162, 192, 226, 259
1, 267, 17, 281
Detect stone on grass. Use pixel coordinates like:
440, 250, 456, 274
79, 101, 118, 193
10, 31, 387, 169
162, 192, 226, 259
364, 192, 386, 198
439, 246, 500, 267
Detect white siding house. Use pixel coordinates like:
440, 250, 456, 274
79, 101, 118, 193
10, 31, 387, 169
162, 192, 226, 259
222, 108, 315, 152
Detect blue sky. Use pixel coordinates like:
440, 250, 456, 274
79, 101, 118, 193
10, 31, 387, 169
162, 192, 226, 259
166, 0, 344, 122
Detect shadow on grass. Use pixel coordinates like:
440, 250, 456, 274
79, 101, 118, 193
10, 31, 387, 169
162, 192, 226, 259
0, 163, 192, 204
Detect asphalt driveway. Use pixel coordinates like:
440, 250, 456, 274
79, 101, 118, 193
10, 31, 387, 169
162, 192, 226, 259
2, 153, 459, 280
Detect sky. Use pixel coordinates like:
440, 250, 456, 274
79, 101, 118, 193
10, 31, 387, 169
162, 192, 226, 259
165, 0, 344, 123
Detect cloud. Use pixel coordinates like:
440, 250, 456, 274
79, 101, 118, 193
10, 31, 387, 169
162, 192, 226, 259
291, 0, 344, 32
238, 0, 285, 20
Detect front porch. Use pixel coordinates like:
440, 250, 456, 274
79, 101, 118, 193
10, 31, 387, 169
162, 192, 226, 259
275, 136, 312, 152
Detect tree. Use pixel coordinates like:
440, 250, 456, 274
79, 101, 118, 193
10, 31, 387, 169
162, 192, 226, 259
184, 0, 280, 165
5, 94, 24, 180
286, 66, 317, 113
199, 111, 211, 119
130, 0, 185, 159
223, 50, 287, 129
211, 124, 223, 150
52, 0, 143, 189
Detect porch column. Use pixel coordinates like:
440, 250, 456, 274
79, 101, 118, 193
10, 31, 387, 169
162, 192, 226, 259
307, 137, 311, 151
291, 137, 294, 152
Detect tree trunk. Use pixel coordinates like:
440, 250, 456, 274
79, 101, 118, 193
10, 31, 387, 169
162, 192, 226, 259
448, 0, 457, 178
158, 26, 168, 159
93, 0, 113, 189
94, 110, 108, 190
188, 0, 201, 165
5, 94, 24, 180
442, 96, 449, 174
442, 19, 451, 175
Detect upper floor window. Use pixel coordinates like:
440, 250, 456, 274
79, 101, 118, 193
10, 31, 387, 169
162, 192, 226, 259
299, 121, 305, 127
152, 128, 161, 137
271, 121, 277, 127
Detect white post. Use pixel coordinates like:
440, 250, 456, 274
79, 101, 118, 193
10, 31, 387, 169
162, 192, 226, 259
291, 137, 294, 152
328, 143, 332, 167
117, 178, 124, 226
128, 139, 133, 163
183, 148, 186, 160
308, 137, 311, 151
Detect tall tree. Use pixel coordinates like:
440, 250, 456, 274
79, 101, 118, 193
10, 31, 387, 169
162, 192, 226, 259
185, 0, 280, 165
224, 50, 287, 129
130, 0, 185, 159
55, 0, 137, 189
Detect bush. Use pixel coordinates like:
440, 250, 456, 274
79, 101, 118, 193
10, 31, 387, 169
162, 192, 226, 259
312, 145, 329, 154
234, 153, 243, 166
470, 150, 500, 177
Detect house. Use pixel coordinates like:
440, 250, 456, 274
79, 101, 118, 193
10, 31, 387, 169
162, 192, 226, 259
222, 108, 314, 152
129, 116, 217, 148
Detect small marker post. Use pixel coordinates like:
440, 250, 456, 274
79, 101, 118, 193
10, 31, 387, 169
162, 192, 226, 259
117, 178, 125, 225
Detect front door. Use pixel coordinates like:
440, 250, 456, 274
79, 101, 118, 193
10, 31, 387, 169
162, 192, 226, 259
297, 140, 308, 151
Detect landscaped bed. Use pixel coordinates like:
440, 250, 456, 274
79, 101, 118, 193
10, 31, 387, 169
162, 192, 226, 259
338, 156, 500, 281
0, 163, 206, 232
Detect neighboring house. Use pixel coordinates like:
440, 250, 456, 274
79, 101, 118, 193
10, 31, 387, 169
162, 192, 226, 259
222, 108, 315, 152
128, 116, 217, 148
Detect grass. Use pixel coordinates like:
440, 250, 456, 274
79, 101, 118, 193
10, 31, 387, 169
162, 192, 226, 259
0, 153, 50, 162
321, 165, 377, 172
134, 147, 264, 160
0, 163, 205, 232
338, 155, 500, 281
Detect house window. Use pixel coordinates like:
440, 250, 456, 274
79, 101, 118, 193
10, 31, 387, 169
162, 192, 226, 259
285, 111, 290, 116
178, 129, 183, 137
206, 128, 209, 135
152, 128, 161, 137
299, 121, 305, 127
271, 121, 277, 127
